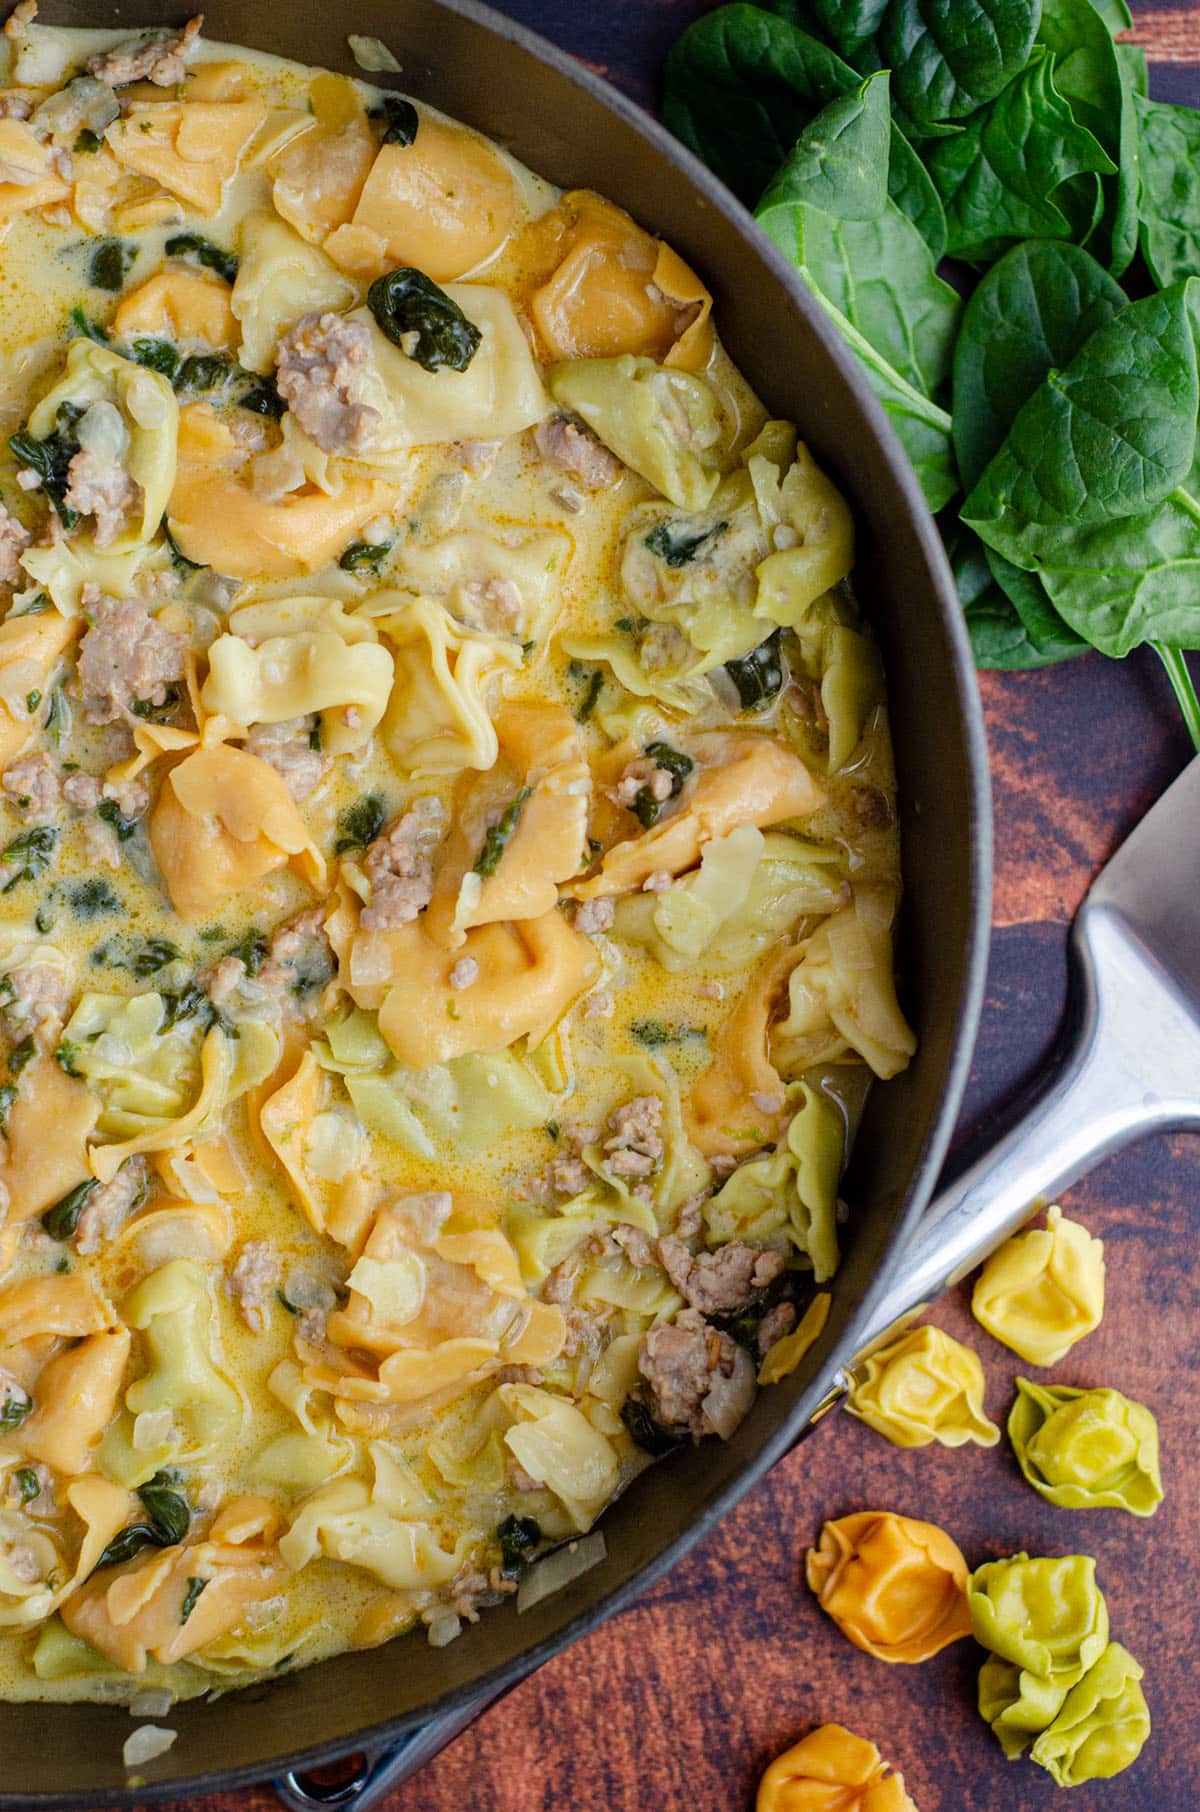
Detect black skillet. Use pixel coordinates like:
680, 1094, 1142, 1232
0, 1, 992, 1802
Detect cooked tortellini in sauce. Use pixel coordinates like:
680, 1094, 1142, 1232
0, 14, 912, 1707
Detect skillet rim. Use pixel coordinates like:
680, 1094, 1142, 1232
0, 0, 993, 1799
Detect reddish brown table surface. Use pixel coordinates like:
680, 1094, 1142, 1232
192, 8, 1200, 1810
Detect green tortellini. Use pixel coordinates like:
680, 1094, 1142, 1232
122, 1259, 244, 1456
968, 1553, 1109, 1691
1029, 1643, 1151, 1788
548, 355, 724, 510
1008, 1378, 1163, 1516
704, 1082, 842, 1281
620, 482, 768, 674
978, 1652, 1073, 1760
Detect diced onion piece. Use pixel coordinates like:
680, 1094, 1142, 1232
123, 1726, 177, 1769
349, 933, 394, 989
348, 34, 402, 72
131, 1408, 174, 1451
425, 1608, 462, 1648
129, 1689, 174, 1719
517, 1532, 606, 1614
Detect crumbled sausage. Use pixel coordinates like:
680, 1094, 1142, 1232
449, 1562, 515, 1623
81, 813, 121, 869
456, 576, 521, 635
0, 504, 31, 584
86, 14, 202, 87
1, 752, 59, 825
75, 593, 186, 724
63, 406, 141, 547
639, 622, 692, 672
656, 1236, 785, 1316
275, 311, 380, 456
229, 1239, 282, 1335
609, 758, 673, 812
449, 955, 478, 991
573, 896, 614, 936
455, 439, 500, 475
0, 93, 33, 121
636, 1307, 747, 1435
534, 415, 621, 490
102, 771, 148, 822
246, 716, 328, 802
256, 908, 335, 1011
1, 962, 69, 1043
757, 1300, 797, 1358
582, 988, 612, 1020
74, 1156, 147, 1254
603, 1094, 664, 1180
61, 770, 102, 812
360, 796, 446, 930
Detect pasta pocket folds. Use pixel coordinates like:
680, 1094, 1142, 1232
232, 210, 357, 373
972, 1204, 1105, 1367
367, 594, 523, 775
756, 1724, 919, 1812
968, 1552, 1109, 1690
806, 1510, 973, 1663
149, 743, 326, 920
0, 608, 77, 763
0, 119, 69, 231
112, 268, 238, 351
549, 356, 724, 511
105, 94, 267, 214
201, 622, 394, 753
1007, 1378, 1162, 1515
846, 1324, 999, 1449
1029, 1642, 1151, 1787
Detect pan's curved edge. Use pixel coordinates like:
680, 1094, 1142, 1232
0, 0, 993, 1801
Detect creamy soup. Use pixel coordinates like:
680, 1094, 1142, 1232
0, 8, 915, 1705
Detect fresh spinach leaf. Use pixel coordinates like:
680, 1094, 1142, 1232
1035, 0, 1139, 277
1134, 92, 1200, 290
473, 787, 532, 876
367, 269, 482, 372
89, 237, 134, 291
878, 0, 1042, 129
770, 0, 889, 62
1090, 0, 1131, 34
370, 94, 419, 145
41, 1179, 98, 1241
925, 51, 1114, 264
952, 239, 1125, 490
724, 629, 786, 708
755, 68, 891, 220
987, 547, 1088, 662
951, 521, 1085, 666
964, 281, 1200, 557
164, 232, 238, 285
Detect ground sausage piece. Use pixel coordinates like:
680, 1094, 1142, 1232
603, 1094, 664, 1180
456, 576, 521, 635
0, 94, 32, 121
573, 897, 614, 936
75, 593, 186, 724
0, 504, 31, 585
246, 716, 329, 802
360, 796, 445, 930
229, 1240, 282, 1335
81, 814, 122, 870
256, 908, 335, 1011
635, 1308, 743, 1435
1, 752, 59, 825
656, 1237, 785, 1316
534, 416, 622, 491
757, 1300, 797, 1358
74, 1156, 146, 1255
609, 759, 673, 812
86, 15, 202, 86
2, 961, 69, 1043
62, 770, 103, 811
275, 311, 380, 456
63, 407, 141, 548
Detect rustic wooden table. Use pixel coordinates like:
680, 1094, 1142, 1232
190, 6, 1200, 1809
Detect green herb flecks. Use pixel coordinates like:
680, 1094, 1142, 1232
14, 1467, 40, 1505
473, 787, 532, 878
339, 539, 394, 576
179, 1576, 208, 1623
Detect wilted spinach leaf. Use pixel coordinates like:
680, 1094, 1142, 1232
41, 1179, 99, 1241
334, 793, 387, 855
497, 1514, 541, 1577
724, 629, 786, 708
1, 826, 58, 890
127, 336, 181, 378
89, 237, 135, 291
367, 268, 482, 372
473, 788, 532, 876
621, 1396, 687, 1455
339, 539, 393, 575
8, 406, 83, 529
93, 1471, 191, 1571
644, 518, 728, 567
370, 93, 419, 145
164, 232, 238, 284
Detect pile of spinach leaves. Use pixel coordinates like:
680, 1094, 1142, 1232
663, 0, 1200, 747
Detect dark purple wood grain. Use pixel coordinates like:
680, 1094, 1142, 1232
183, 9, 1200, 1811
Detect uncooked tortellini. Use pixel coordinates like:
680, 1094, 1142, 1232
972, 1205, 1105, 1367
1029, 1642, 1151, 1788
1008, 1378, 1163, 1516
805, 1511, 972, 1664
756, 1724, 919, 1812
845, 1325, 999, 1449
968, 1553, 1109, 1690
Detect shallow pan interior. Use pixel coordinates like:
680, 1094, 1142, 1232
0, 0, 992, 1800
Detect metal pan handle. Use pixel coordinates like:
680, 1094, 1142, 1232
273, 1688, 500, 1812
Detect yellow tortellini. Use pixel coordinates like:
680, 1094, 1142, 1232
350, 287, 549, 460
704, 1084, 842, 1282
805, 1510, 973, 1664
280, 1445, 467, 1590
231, 210, 358, 373
756, 1725, 919, 1812
1029, 1642, 1151, 1787
0, 608, 77, 764
498, 1382, 621, 1530
846, 1324, 1000, 1450
972, 1204, 1105, 1367
122, 1260, 243, 1456
367, 594, 523, 775
1007, 1378, 1162, 1516
548, 355, 723, 511
201, 623, 394, 754
772, 890, 915, 1082
751, 442, 856, 635
26, 341, 178, 554
396, 530, 573, 644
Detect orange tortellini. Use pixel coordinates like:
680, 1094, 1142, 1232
805, 1511, 973, 1664
846, 1325, 1000, 1450
149, 744, 326, 921
972, 1205, 1105, 1367
756, 1725, 919, 1812
105, 94, 266, 214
